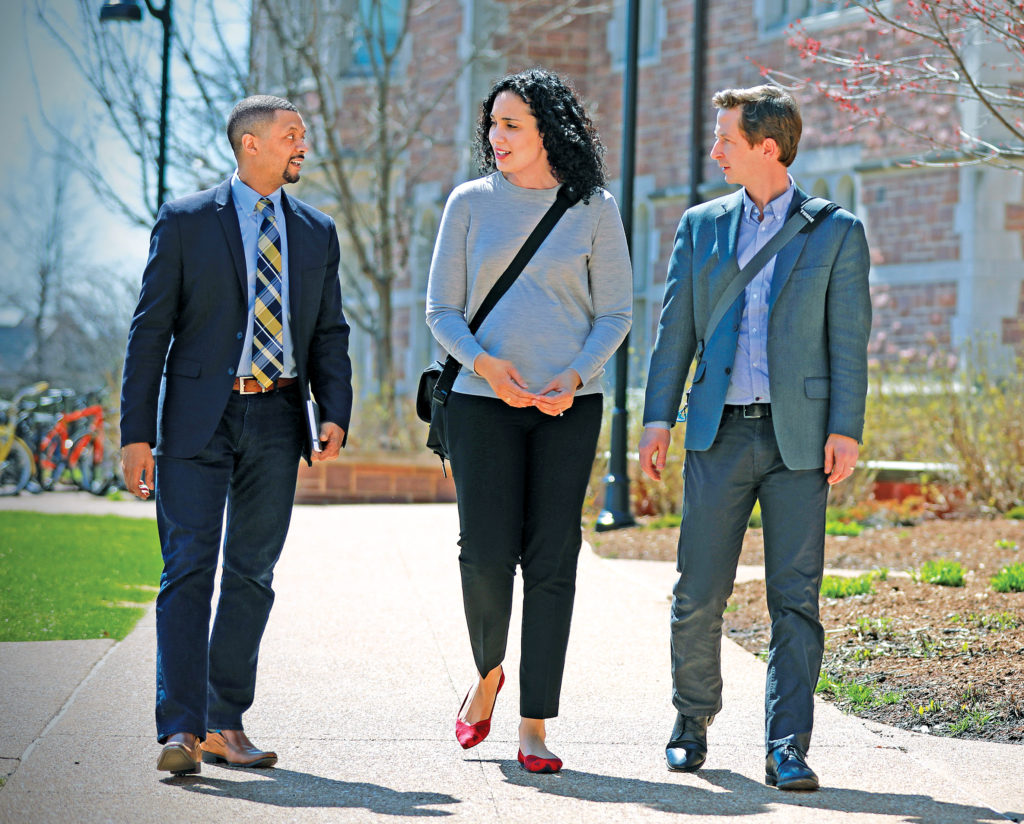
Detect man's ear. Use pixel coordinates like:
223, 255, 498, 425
760, 137, 779, 161
240, 132, 259, 156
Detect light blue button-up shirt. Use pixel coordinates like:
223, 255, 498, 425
231, 171, 296, 379
723, 179, 796, 405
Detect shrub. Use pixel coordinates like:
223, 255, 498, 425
826, 520, 864, 537
917, 559, 966, 587
1007, 506, 1024, 520
865, 340, 1024, 514
990, 562, 1024, 593
821, 573, 875, 598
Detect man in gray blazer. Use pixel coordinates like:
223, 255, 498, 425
639, 85, 870, 791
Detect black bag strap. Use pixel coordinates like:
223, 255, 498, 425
698, 196, 837, 358
432, 186, 579, 406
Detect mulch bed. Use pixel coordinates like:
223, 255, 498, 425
586, 517, 1024, 744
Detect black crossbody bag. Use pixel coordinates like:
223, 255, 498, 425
417, 186, 579, 474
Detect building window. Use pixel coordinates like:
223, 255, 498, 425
798, 172, 858, 215
607, 0, 663, 66
759, 0, 850, 31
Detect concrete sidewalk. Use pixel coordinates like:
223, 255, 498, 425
1, 494, 1022, 823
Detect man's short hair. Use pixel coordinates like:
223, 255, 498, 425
227, 95, 298, 157
712, 85, 802, 167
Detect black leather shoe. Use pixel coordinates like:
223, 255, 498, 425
765, 744, 819, 791
665, 713, 711, 772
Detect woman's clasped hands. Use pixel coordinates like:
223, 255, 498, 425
474, 353, 581, 416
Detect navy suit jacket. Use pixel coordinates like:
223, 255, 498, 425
120, 178, 353, 463
643, 186, 871, 470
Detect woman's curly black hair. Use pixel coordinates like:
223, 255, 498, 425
475, 68, 606, 204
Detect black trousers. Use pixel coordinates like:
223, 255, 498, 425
446, 391, 603, 719
670, 408, 828, 755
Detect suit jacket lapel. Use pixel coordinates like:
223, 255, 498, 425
214, 179, 248, 301
768, 186, 811, 313
281, 192, 303, 347
715, 191, 744, 272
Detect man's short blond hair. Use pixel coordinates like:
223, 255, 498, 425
712, 85, 802, 167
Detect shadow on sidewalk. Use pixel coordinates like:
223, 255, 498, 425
488, 761, 1007, 823
163, 767, 457, 817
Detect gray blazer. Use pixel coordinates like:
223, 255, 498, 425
643, 186, 871, 470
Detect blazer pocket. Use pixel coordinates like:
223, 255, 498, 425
164, 357, 201, 378
792, 264, 830, 281
804, 377, 830, 398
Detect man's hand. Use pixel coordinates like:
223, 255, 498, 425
121, 442, 155, 500
474, 352, 536, 408
824, 433, 859, 486
312, 422, 345, 462
534, 369, 582, 417
639, 427, 672, 482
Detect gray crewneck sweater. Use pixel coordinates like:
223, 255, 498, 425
426, 172, 633, 398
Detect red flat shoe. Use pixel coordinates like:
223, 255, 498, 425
456, 670, 505, 749
517, 748, 562, 774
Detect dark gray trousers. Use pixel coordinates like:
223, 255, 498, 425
670, 407, 828, 754
446, 392, 603, 719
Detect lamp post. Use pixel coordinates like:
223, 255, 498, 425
595, 0, 640, 532
99, 0, 173, 211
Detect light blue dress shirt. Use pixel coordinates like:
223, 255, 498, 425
230, 171, 296, 379
723, 179, 796, 405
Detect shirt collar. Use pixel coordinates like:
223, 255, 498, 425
742, 175, 796, 223
230, 171, 284, 217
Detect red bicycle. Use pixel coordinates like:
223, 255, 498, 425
34, 389, 116, 495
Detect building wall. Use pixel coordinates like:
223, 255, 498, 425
264, 0, 1024, 401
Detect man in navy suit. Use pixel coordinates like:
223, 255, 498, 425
120, 95, 353, 775
639, 86, 871, 790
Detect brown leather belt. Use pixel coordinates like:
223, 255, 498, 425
232, 376, 297, 394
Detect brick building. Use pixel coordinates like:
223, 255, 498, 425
254, 0, 1024, 400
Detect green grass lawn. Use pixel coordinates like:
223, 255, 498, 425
0, 512, 162, 641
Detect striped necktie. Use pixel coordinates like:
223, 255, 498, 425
252, 197, 284, 388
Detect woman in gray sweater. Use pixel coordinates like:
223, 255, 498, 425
426, 69, 632, 773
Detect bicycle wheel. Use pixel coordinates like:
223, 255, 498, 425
36, 437, 68, 491
71, 433, 114, 495
0, 438, 33, 495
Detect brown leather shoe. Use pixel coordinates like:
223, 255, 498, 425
201, 729, 277, 768
156, 732, 202, 775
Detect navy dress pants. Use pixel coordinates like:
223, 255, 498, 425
670, 407, 828, 755
153, 385, 303, 742
446, 392, 603, 719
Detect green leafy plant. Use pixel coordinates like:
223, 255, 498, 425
826, 520, 864, 537
1007, 505, 1024, 520
643, 513, 681, 530
994, 538, 1018, 550
952, 611, 1020, 630
854, 616, 893, 637
816, 672, 903, 709
821, 573, 875, 599
916, 559, 966, 587
990, 562, 1024, 593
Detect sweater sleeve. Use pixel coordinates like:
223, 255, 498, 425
425, 190, 487, 372
567, 195, 634, 386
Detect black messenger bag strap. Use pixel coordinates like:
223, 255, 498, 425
697, 196, 836, 359
431, 185, 579, 406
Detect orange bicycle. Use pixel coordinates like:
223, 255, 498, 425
34, 389, 116, 495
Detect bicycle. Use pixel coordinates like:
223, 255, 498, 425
0, 382, 48, 496
33, 388, 117, 495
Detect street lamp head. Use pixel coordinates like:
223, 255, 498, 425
98, 1, 143, 22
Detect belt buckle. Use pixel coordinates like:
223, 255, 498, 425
743, 404, 760, 419
238, 379, 260, 395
